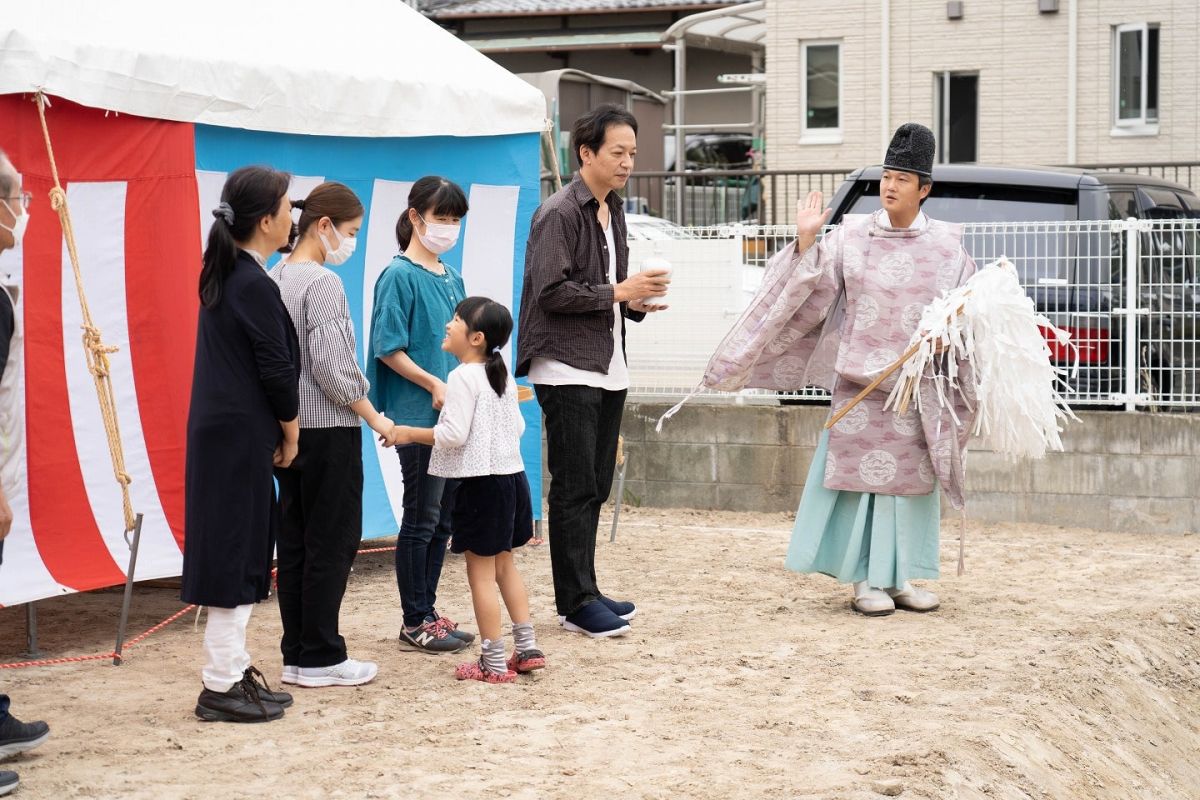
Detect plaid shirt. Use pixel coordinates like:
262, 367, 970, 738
515, 175, 644, 377
269, 259, 368, 428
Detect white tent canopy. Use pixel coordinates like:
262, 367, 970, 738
0, 0, 546, 138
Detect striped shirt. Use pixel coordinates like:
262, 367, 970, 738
268, 259, 368, 428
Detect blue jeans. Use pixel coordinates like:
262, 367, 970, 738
394, 444, 458, 629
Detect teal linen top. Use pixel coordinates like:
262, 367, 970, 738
367, 255, 466, 427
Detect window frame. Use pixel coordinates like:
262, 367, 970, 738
1111, 22, 1160, 137
799, 39, 843, 145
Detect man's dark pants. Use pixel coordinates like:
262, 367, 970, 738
535, 384, 626, 617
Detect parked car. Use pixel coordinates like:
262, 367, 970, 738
625, 213, 697, 241
663, 133, 761, 222
666, 133, 754, 172
825, 165, 1200, 404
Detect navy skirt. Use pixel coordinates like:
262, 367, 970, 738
450, 471, 534, 556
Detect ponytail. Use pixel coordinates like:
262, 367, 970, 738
484, 345, 508, 398
453, 296, 513, 398
199, 216, 239, 309
199, 166, 291, 309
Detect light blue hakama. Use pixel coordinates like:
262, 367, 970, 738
785, 431, 941, 589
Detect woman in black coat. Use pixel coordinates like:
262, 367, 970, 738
181, 166, 300, 724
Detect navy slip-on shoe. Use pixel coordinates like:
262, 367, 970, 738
598, 595, 637, 621
562, 600, 631, 638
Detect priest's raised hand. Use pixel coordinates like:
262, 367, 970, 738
795, 190, 833, 251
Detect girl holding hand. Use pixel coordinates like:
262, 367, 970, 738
387, 297, 543, 684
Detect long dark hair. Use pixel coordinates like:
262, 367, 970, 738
293, 181, 364, 239
395, 176, 468, 250
200, 166, 291, 309
455, 296, 513, 398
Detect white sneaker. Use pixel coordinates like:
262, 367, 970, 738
295, 658, 379, 688
851, 580, 896, 617
281, 665, 299, 685
887, 582, 940, 612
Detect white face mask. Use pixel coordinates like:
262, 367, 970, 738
319, 222, 357, 266
416, 215, 461, 255
0, 200, 29, 249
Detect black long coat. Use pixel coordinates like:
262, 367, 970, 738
181, 252, 300, 608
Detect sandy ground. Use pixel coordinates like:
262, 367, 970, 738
1, 507, 1198, 800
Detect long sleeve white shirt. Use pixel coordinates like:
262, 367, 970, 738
429, 363, 526, 478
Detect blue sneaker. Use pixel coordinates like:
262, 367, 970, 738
562, 600, 631, 638
0, 771, 17, 797
599, 595, 637, 621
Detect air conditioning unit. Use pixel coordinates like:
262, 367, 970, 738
947, 1, 964, 20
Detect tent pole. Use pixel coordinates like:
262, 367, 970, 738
543, 118, 564, 192
112, 513, 145, 666
20, 603, 43, 659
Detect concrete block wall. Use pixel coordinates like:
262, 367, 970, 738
602, 403, 1199, 534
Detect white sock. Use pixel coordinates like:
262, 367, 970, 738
481, 639, 507, 675
512, 621, 537, 652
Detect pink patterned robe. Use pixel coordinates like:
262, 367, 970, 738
704, 211, 977, 508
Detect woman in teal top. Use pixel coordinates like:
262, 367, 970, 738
368, 176, 473, 653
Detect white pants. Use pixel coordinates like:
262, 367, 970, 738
202, 604, 254, 692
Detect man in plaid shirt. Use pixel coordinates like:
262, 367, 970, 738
516, 105, 669, 639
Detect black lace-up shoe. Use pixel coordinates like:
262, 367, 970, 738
195, 681, 285, 723
242, 666, 293, 708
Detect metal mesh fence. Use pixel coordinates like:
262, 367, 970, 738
625, 219, 1200, 410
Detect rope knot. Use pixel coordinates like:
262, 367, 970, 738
48, 186, 66, 211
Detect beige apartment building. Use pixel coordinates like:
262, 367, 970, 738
765, 0, 1199, 178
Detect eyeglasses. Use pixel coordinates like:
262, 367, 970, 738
2, 192, 31, 211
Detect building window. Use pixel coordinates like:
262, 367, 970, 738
934, 72, 979, 163
801, 41, 841, 143
1113, 23, 1159, 134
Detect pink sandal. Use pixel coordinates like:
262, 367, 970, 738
455, 659, 516, 684
506, 649, 546, 674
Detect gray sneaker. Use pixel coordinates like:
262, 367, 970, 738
0, 713, 49, 758
398, 620, 469, 653
0, 771, 17, 797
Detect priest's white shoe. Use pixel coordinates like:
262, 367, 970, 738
851, 580, 895, 616
887, 582, 940, 612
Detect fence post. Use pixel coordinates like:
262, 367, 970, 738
1122, 217, 1140, 411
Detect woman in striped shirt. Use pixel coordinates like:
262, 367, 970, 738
269, 182, 396, 689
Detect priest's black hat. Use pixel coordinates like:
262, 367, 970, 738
883, 122, 935, 177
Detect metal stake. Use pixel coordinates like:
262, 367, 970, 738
20, 602, 43, 659
113, 513, 145, 666
610, 459, 628, 543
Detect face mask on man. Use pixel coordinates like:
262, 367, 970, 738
319, 222, 357, 266
416, 215, 460, 255
0, 200, 29, 249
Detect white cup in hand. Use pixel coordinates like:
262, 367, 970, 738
639, 256, 672, 308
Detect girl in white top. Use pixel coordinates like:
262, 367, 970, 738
388, 297, 542, 683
